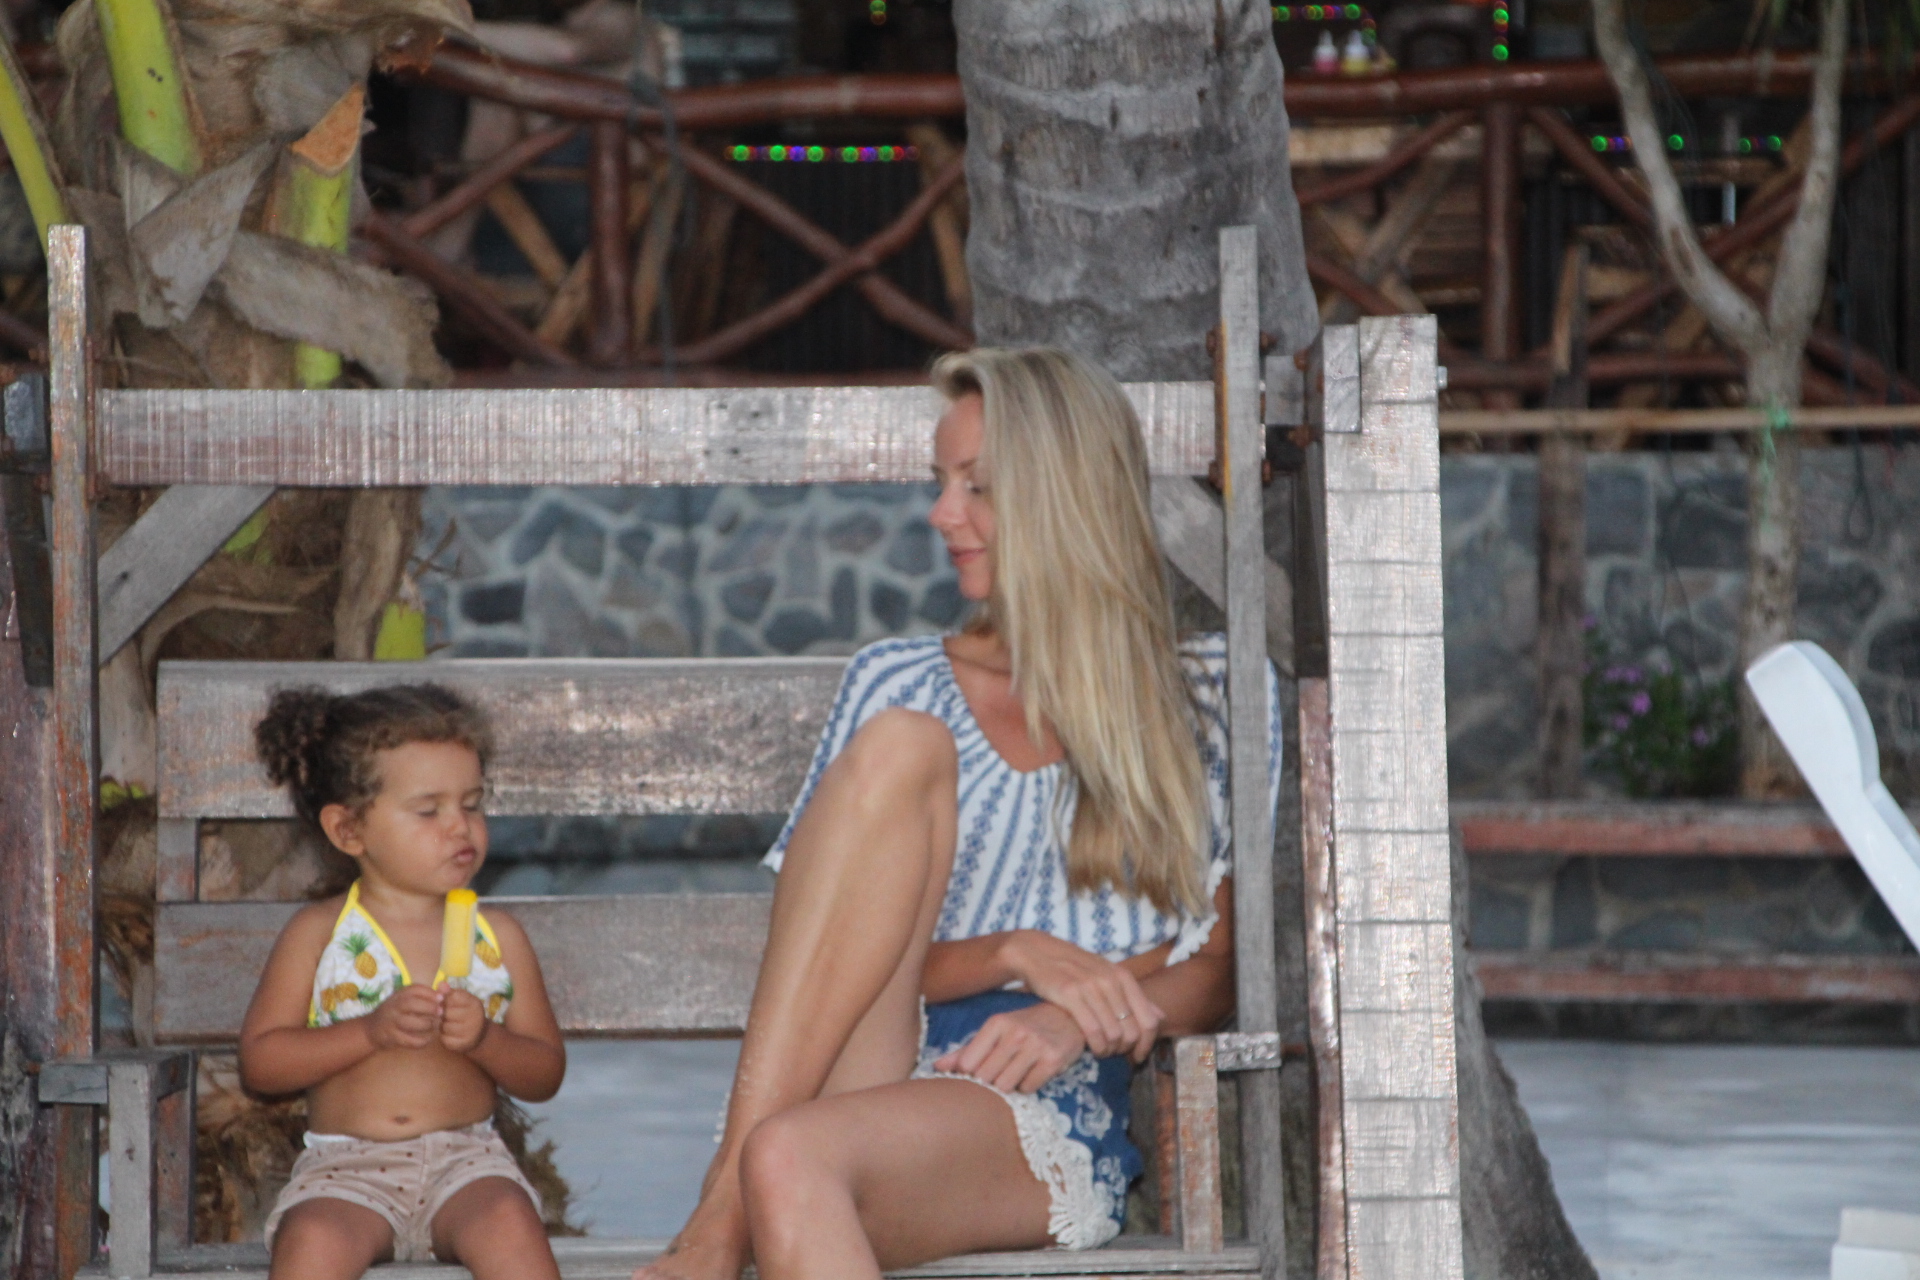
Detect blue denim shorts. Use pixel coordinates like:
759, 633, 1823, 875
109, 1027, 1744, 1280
916, 990, 1141, 1249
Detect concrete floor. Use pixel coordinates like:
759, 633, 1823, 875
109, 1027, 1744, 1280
523, 1039, 1920, 1277
1503, 1040, 1920, 1280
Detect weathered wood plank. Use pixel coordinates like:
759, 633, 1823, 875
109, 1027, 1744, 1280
96, 384, 1216, 487
157, 658, 846, 820
1217, 226, 1284, 1279
1146, 477, 1294, 677
98, 485, 274, 662
1324, 316, 1462, 1280
107, 1237, 1264, 1279
1172, 1037, 1224, 1253
1471, 950, 1920, 1002
1452, 799, 1896, 857
154, 895, 771, 1043
48, 224, 99, 1280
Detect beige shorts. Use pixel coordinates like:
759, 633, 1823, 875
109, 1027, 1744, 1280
264, 1120, 542, 1263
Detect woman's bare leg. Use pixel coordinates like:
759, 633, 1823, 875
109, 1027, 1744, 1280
636, 709, 959, 1280
741, 1078, 1052, 1280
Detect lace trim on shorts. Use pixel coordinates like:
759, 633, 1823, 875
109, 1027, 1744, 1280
910, 1064, 1122, 1250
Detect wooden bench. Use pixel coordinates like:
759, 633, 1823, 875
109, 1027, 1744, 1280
32, 226, 1435, 1280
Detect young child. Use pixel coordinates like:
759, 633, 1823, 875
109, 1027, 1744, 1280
238, 684, 566, 1280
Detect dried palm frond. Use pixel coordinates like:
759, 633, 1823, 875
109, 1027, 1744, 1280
494, 1095, 585, 1237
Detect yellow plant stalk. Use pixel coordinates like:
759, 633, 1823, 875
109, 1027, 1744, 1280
271, 84, 363, 388
440, 889, 478, 986
0, 37, 68, 248
94, 0, 201, 175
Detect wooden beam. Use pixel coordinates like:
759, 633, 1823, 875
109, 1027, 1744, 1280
1324, 317, 1463, 1280
1439, 404, 1920, 434
72, 1235, 1265, 1279
1452, 799, 1888, 856
157, 658, 847, 820
154, 895, 772, 1042
1217, 227, 1284, 1277
96, 486, 274, 662
0, 437, 60, 1279
95, 383, 1216, 487
47, 223, 99, 1280
1471, 951, 1920, 1002
1296, 678, 1347, 1280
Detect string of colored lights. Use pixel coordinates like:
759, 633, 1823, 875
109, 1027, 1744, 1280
1273, 3, 1379, 44
869, 0, 885, 24
1587, 134, 1786, 154
1491, 4, 1509, 61
727, 144, 921, 163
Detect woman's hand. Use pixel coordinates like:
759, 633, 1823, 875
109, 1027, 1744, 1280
364, 984, 440, 1051
933, 1002, 1088, 1093
1002, 930, 1164, 1061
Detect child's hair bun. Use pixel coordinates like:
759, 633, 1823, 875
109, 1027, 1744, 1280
254, 687, 336, 797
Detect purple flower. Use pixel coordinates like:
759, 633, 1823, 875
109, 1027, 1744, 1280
1610, 714, 1631, 732
1604, 665, 1630, 683
1582, 614, 1598, 632
1691, 726, 1711, 747
1624, 665, 1644, 685
1630, 691, 1652, 716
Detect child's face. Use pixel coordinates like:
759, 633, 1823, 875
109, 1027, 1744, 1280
321, 741, 488, 896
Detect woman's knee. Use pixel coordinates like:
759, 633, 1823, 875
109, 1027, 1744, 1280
835, 709, 956, 799
739, 1111, 836, 1222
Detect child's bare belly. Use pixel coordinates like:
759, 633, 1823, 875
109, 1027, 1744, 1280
306, 1043, 499, 1141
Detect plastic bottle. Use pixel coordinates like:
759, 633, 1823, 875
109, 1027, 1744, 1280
1313, 29, 1338, 75
1341, 29, 1371, 75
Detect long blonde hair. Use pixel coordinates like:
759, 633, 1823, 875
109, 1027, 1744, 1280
931, 347, 1209, 916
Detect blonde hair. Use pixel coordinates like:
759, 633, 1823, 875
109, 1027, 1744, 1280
931, 347, 1209, 916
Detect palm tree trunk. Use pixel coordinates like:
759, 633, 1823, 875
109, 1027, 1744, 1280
955, 0, 1320, 378
955, 4, 1596, 1275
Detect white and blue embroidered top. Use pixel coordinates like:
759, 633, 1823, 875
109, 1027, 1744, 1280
764, 633, 1283, 964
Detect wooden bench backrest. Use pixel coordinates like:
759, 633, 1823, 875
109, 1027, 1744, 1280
153, 658, 855, 1044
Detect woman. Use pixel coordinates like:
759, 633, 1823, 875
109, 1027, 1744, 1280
638, 347, 1281, 1280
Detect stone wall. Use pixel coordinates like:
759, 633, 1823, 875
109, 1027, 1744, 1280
415, 445, 1920, 977
1441, 444, 1920, 798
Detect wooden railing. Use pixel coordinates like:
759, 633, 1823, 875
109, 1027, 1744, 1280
1458, 800, 1920, 1003
5, 41, 1920, 394
373, 41, 1920, 398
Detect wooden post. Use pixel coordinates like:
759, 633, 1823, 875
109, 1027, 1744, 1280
1905, 123, 1920, 383
1539, 247, 1589, 797
587, 120, 632, 366
48, 223, 99, 1279
1218, 227, 1284, 1275
1173, 1037, 1225, 1253
1327, 316, 1463, 1279
1297, 326, 1351, 1280
1480, 102, 1522, 411
1298, 678, 1346, 1280
0, 455, 60, 1280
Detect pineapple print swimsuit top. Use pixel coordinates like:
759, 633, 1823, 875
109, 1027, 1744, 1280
309, 882, 515, 1028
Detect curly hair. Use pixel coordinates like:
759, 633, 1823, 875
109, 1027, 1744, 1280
254, 684, 495, 828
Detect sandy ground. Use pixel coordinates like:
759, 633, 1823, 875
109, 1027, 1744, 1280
522, 1038, 1920, 1277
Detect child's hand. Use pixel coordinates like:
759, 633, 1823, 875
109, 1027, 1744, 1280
437, 984, 489, 1054
364, 984, 441, 1051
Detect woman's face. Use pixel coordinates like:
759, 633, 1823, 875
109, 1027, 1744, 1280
929, 392, 996, 602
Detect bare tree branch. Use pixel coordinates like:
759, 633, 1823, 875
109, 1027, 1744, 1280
1591, 0, 1767, 351
1768, 0, 1849, 353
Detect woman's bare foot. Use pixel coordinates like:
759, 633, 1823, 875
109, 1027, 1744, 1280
632, 1197, 750, 1280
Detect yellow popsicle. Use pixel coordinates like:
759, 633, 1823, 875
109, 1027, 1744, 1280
441, 889, 478, 983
